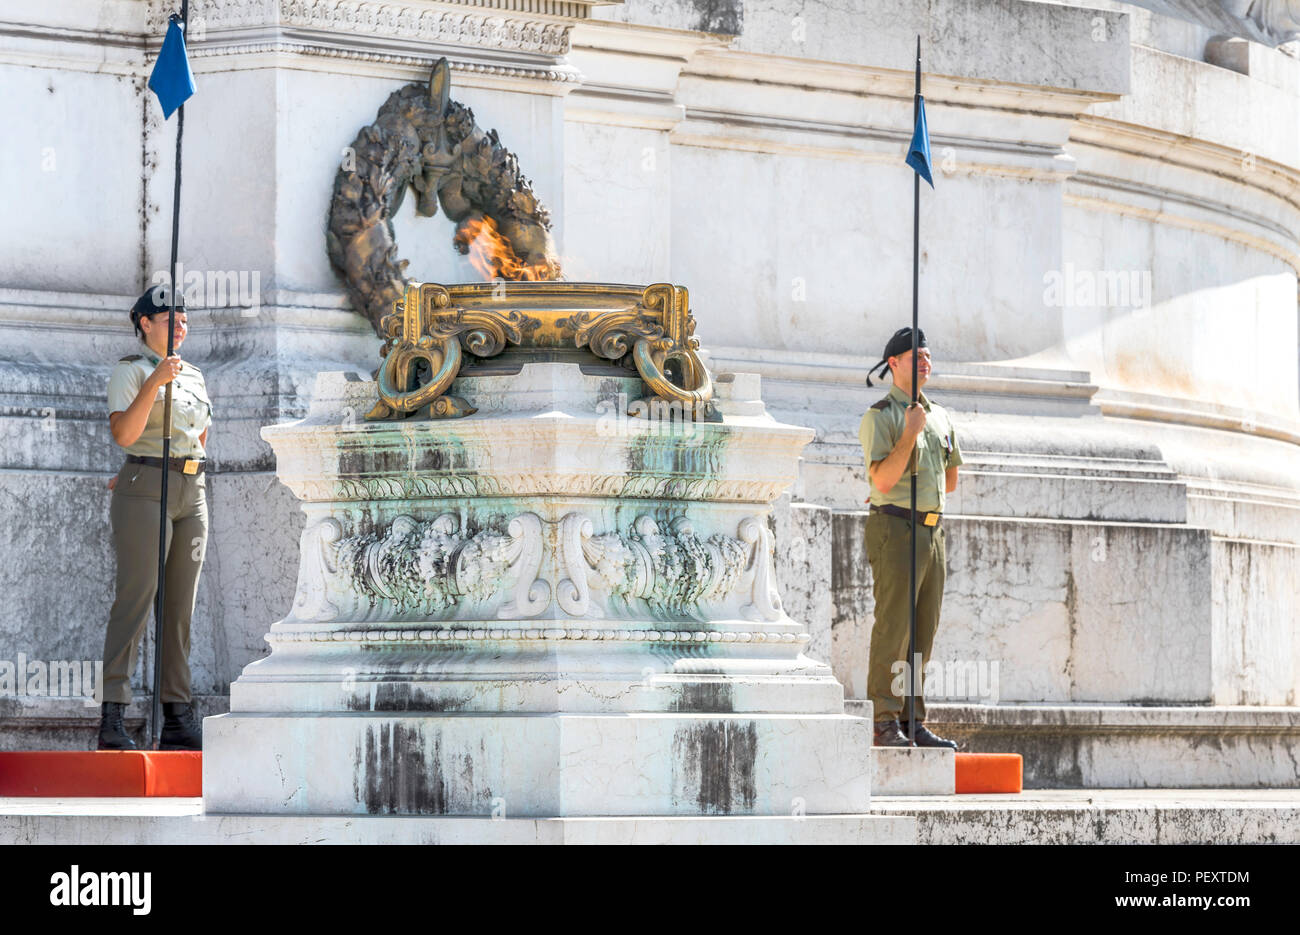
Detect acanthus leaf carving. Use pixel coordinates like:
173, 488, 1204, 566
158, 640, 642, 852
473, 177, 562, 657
290, 509, 789, 627
558, 512, 759, 621
290, 510, 549, 621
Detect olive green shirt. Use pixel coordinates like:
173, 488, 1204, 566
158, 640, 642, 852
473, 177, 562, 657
859, 382, 963, 513
106, 342, 212, 459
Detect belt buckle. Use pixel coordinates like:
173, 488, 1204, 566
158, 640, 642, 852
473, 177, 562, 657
924, 512, 938, 527
182, 458, 199, 475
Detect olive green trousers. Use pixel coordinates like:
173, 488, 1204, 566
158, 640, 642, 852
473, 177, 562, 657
100, 462, 207, 706
865, 509, 946, 724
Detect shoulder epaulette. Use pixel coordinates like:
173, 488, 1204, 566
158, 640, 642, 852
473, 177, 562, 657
118, 354, 142, 362
870, 398, 890, 411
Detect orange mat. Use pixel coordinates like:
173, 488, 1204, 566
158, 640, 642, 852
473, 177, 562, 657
955, 752, 1022, 794
0, 751, 202, 797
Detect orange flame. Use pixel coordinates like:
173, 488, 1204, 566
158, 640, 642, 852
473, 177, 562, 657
455, 215, 555, 282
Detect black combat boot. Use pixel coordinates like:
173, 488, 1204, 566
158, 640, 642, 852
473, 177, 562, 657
97, 702, 137, 751
873, 718, 912, 747
902, 719, 959, 750
160, 702, 203, 751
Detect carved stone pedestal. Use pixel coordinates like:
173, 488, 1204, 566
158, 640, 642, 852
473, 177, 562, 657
204, 358, 893, 839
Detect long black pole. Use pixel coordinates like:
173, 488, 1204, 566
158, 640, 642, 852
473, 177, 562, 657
151, 1, 189, 750
907, 35, 920, 746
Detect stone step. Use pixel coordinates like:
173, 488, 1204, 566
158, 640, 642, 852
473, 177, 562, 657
873, 789, 1300, 845
4, 789, 1298, 844
872, 747, 955, 795
0, 800, 913, 845
893, 702, 1300, 789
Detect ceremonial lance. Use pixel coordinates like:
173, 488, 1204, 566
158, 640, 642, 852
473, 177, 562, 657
903, 35, 935, 745
145, 2, 196, 750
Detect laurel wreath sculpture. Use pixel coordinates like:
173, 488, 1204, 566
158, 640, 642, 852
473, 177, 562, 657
326, 57, 562, 335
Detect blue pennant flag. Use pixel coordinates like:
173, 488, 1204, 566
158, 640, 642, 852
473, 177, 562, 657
148, 19, 195, 119
906, 95, 934, 188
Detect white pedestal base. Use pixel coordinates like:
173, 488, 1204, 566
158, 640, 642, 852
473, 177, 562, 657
204, 712, 875, 818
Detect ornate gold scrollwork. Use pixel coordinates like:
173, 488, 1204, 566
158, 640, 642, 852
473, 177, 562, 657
568, 284, 714, 419
366, 281, 715, 421
367, 285, 467, 419
631, 283, 713, 418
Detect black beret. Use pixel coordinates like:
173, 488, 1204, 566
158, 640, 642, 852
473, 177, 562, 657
129, 284, 182, 327
866, 327, 927, 386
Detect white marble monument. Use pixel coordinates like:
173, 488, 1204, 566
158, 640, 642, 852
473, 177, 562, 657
1, 0, 1296, 791
201, 281, 908, 839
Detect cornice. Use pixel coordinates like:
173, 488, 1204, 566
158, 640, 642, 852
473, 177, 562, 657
146, 0, 608, 32
154, 1, 571, 53
1, 1, 588, 79
681, 47, 1123, 117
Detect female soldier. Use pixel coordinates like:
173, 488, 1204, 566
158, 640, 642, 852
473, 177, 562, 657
98, 284, 211, 750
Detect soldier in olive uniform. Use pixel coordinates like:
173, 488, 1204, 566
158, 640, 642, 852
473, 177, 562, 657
858, 327, 962, 749
98, 285, 211, 750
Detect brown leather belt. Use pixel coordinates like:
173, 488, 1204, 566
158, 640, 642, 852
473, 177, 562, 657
870, 503, 941, 526
126, 454, 206, 475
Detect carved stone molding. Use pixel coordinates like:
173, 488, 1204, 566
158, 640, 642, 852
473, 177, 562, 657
558, 513, 778, 620
267, 626, 809, 644
185, 42, 579, 82
144, 0, 583, 82
149, 1, 576, 54
291, 511, 549, 621
280, 2, 573, 51
288, 472, 789, 505
1125, 0, 1300, 46
289, 510, 787, 626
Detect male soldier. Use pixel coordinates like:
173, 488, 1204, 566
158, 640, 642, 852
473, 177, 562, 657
858, 327, 961, 749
